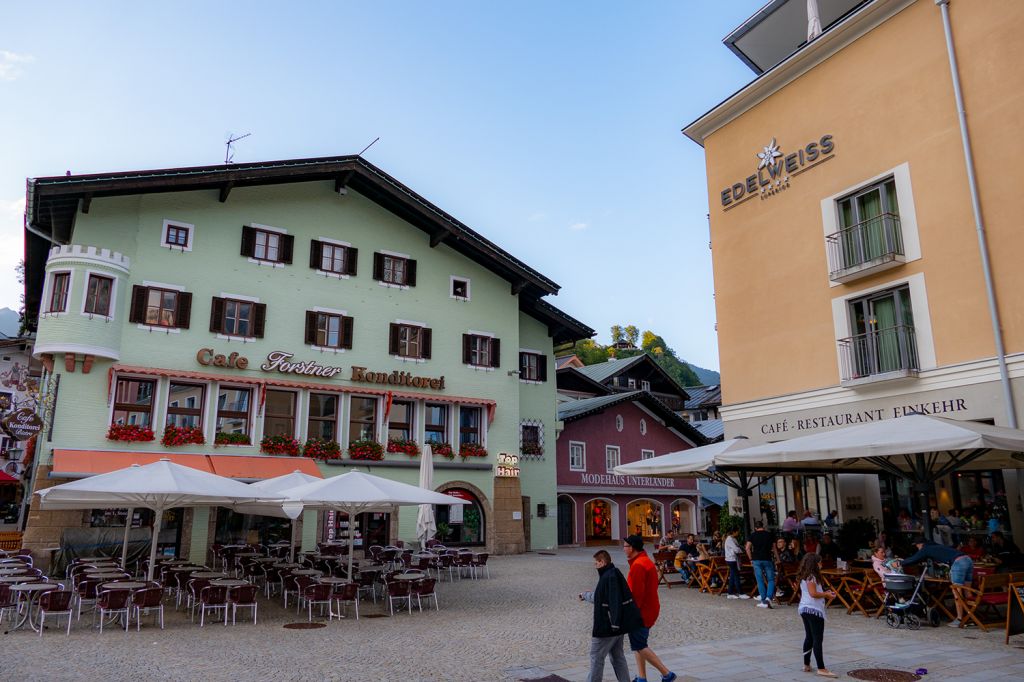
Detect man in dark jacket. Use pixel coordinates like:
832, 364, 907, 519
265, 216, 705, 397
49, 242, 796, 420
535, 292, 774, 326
580, 550, 642, 682
901, 537, 972, 627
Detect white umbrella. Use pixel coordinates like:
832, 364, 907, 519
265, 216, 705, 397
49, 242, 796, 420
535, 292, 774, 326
237, 470, 322, 562
807, 0, 822, 41
281, 470, 469, 579
416, 444, 437, 550
36, 459, 283, 580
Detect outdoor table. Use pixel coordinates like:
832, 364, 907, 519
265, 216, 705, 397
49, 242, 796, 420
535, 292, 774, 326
167, 566, 205, 572
317, 577, 350, 585
254, 557, 279, 563
191, 572, 228, 579
392, 572, 425, 581
99, 581, 148, 591
273, 562, 302, 569
7, 583, 58, 633
0, 567, 29, 575
0, 575, 34, 584
235, 552, 262, 558
158, 559, 192, 566
291, 569, 323, 577
84, 566, 124, 574
79, 556, 117, 562
209, 578, 248, 588
0, 558, 27, 564
85, 571, 128, 580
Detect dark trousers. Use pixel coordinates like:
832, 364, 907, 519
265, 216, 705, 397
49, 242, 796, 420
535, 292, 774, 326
800, 612, 825, 669
727, 561, 741, 595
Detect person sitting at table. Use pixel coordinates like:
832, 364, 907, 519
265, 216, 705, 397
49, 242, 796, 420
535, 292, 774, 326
773, 537, 796, 568
900, 536, 973, 628
817, 533, 841, 563
988, 531, 1023, 570
871, 546, 898, 581
873, 532, 892, 558
802, 532, 819, 557
959, 536, 984, 561
787, 538, 805, 562
801, 510, 821, 531
674, 534, 700, 582
782, 511, 800, 538
709, 531, 723, 555
823, 510, 839, 530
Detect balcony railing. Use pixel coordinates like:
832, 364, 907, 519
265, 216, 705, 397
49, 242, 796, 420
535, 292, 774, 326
838, 324, 919, 384
826, 212, 904, 282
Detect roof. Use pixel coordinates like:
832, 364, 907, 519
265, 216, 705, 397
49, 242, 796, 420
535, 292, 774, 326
684, 385, 722, 410
555, 354, 583, 369
557, 390, 707, 446
573, 355, 648, 384
22, 155, 595, 344
691, 419, 725, 442
555, 367, 614, 397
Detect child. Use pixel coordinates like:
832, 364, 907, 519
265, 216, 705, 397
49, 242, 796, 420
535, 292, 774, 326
724, 528, 748, 600
797, 553, 838, 678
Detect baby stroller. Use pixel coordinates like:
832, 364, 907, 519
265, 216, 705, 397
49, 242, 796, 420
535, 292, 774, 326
882, 567, 940, 629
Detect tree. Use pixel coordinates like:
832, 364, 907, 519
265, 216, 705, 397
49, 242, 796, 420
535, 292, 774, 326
624, 325, 639, 348
573, 325, 705, 388
610, 325, 624, 345
571, 339, 610, 366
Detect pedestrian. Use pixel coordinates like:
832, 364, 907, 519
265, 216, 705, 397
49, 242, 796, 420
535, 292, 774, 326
797, 553, 838, 678
579, 549, 642, 682
622, 535, 678, 682
899, 536, 973, 627
724, 528, 748, 600
746, 519, 775, 608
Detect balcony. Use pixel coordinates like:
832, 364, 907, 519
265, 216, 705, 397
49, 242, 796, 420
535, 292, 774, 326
826, 213, 904, 283
838, 325, 919, 387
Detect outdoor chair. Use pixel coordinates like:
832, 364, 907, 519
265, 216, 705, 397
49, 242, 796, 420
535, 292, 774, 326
209, 544, 224, 570
95, 588, 131, 633
413, 577, 438, 612
386, 579, 413, 616
330, 582, 360, 620
367, 545, 384, 562
302, 583, 333, 622
243, 562, 265, 590
228, 584, 258, 625
186, 579, 212, 621
843, 572, 885, 618
160, 571, 178, 604
197, 585, 229, 627
285, 575, 313, 611
959, 572, 1010, 631
471, 553, 490, 579
75, 579, 102, 620
357, 571, 378, 603
130, 587, 165, 631
263, 566, 282, 598
435, 554, 457, 582
0, 584, 20, 626
414, 556, 432, 577
456, 553, 475, 579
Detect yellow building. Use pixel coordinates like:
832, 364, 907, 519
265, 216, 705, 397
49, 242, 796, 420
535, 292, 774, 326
684, 0, 1024, 543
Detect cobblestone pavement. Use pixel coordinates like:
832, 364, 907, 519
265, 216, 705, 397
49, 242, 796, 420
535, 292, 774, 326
5, 548, 1022, 681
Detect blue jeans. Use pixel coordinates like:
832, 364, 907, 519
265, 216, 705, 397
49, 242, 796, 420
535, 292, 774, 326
727, 561, 741, 595
752, 559, 776, 603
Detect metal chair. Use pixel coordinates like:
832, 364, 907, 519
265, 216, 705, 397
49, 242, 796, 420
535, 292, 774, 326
38, 588, 75, 636
413, 577, 439, 612
186, 578, 211, 621
75, 579, 102, 620
356, 571, 378, 603
228, 584, 259, 625
470, 553, 490, 579
95, 589, 131, 633
386, 578, 413, 616
0, 584, 21, 626
130, 587, 165, 630
302, 583, 333, 622
330, 582, 360, 620
197, 584, 229, 627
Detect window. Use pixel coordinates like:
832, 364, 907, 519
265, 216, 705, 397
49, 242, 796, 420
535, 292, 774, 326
307, 393, 338, 440
216, 387, 251, 437
310, 240, 357, 276
111, 378, 155, 427
165, 224, 190, 247
569, 441, 586, 471
627, 378, 637, 389
166, 382, 205, 428
605, 445, 621, 473
128, 286, 193, 329
388, 400, 414, 440
463, 334, 500, 368
373, 252, 417, 286
641, 449, 655, 460
389, 323, 432, 360
255, 230, 279, 261
425, 403, 448, 444
48, 272, 70, 312
615, 415, 624, 432
210, 297, 266, 338
263, 390, 296, 438
304, 311, 353, 350
241, 226, 293, 264
349, 397, 378, 443
521, 423, 541, 455
83, 274, 113, 316
640, 419, 647, 435
841, 284, 918, 380
451, 277, 470, 300
641, 380, 651, 392
459, 406, 482, 446
519, 352, 547, 381
828, 178, 903, 280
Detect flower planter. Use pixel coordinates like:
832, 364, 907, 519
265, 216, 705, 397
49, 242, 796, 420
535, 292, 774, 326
348, 439, 384, 461
107, 424, 155, 443
459, 443, 488, 459
261, 435, 301, 456
215, 432, 252, 446
387, 438, 420, 456
303, 438, 342, 461
161, 425, 205, 447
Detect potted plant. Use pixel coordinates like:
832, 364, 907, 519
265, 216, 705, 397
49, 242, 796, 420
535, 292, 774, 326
387, 438, 420, 456
260, 434, 301, 456
521, 442, 543, 456
303, 438, 342, 461
435, 522, 451, 541
161, 424, 205, 447
214, 432, 251, 446
431, 442, 455, 459
107, 423, 155, 443
348, 439, 384, 461
459, 442, 488, 459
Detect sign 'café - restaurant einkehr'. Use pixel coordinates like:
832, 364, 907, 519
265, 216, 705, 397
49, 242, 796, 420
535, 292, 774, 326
19, 156, 594, 564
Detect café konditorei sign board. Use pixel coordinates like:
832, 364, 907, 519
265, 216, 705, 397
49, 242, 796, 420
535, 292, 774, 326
195, 348, 445, 390
720, 134, 835, 209
1, 407, 44, 441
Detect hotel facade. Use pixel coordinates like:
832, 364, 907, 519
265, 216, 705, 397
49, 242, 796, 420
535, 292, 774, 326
20, 156, 592, 563
685, 0, 1024, 541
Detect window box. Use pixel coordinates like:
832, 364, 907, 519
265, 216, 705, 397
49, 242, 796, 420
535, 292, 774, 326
431, 442, 455, 459
387, 438, 420, 456
215, 432, 251, 446
260, 434, 301, 456
161, 424, 205, 447
459, 442, 488, 459
106, 424, 155, 443
349, 439, 384, 461
302, 438, 342, 461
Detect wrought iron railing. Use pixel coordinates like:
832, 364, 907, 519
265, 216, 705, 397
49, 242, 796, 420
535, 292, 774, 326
838, 325, 919, 382
826, 212, 903, 280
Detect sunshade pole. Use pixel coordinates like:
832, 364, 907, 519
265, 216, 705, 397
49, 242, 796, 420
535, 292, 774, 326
738, 470, 752, 537
289, 518, 297, 563
913, 453, 932, 542
347, 506, 357, 580
146, 507, 164, 582
121, 506, 134, 569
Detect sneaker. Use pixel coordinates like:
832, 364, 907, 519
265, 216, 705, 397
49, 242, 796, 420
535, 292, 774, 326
632, 678, 648, 682
727, 594, 739, 599
662, 674, 678, 682
775, 590, 784, 597
756, 602, 769, 608
738, 594, 751, 600
767, 600, 774, 609
947, 619, 961, 628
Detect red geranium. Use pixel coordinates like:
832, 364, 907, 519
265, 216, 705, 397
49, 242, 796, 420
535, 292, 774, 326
215, 432, 252, 446
349, 439, 384, 461
431, 442, 455, 459
161, 424, 205, 447
261, 435, 301, 456
303, 438, 342, 461
459, 442, 488, 458
107, 423, 155, 443
387, 438, 420, 456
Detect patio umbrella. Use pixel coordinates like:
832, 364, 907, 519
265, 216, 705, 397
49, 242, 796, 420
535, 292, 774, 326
280, 470, 469, 579
807, 0, 822, 41
415, 444, 437, 550
36, 459, 283, 580
236, 470, 322, 562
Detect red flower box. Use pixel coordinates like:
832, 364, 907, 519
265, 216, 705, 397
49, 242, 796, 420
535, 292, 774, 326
107, 423, 155, 443
303, 438, 342, 461
459, 442, 488, 459
161, 424, 205, 447
430, 442, 455, 459
261, 435, 301, 456
349, 439, 384, 461
215, 432, 252, 446
387, 438, 420, 456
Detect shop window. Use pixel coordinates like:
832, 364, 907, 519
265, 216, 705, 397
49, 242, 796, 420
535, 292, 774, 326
627, 500, 662, 538
605, 445, 620, 473
463, 334, 499, 368
434, 488, 485, 546
569, 441, 586, 471
112, 378, 155, 427
216, 387, 251, 439
585, 500, 612, 541
459, 406, 482, 445
129, 286, 192, 329
389, 323, 431, 360
387, 400, 414, 440
349, 396, 378, 443
83, 274, 114, 317
308, 393, 338, 440
373, 252, 417, 286
166, 382, 205, 428
264, 390, 296, 438
425, 403, 448, 445
215, 507, 291, 546
48, 272, 70, 313
518, 352, 547, 381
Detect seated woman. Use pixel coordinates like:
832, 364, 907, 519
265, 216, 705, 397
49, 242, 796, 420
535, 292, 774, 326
787, 537, 805, 562
802, 532, 819, 556
871, 546, 899, 580
709, 531, 723, 555
959, 536, 985, 561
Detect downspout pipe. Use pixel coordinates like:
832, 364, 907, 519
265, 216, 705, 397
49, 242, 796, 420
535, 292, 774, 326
935, 0, 1018, 429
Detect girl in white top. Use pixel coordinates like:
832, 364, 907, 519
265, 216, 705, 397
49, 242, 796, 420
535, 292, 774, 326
723, 529, 748, 599
797, 553, 837, 678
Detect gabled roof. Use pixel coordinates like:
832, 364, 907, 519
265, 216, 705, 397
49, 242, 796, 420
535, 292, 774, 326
691, 419, 725, 442
573, 355, 647, 384
557, 390, 707, 446
555, 367, 614, 397
684, 385, 722, 410
555, 354, 583, 369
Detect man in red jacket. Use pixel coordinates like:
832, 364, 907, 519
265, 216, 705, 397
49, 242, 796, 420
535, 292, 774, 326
623, 535, 677, 682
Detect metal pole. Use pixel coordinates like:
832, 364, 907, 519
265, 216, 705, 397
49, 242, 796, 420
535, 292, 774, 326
738, 470, 752, 538
914, 453, 932, 541
121, 507, 134, 569
146, 508, 164, 582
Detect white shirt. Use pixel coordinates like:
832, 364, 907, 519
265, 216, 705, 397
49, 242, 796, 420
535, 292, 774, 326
799, 577, 827, 620
724, 535, 742, 562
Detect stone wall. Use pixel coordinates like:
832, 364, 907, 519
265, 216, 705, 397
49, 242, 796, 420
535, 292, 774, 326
492, 476, 525, 555
22, 465, 87, 571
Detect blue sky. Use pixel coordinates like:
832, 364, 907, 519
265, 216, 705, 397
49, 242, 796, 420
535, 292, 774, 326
0, 1, 766, 370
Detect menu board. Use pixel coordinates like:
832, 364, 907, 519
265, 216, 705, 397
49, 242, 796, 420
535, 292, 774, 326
1007, 583, 1024, 644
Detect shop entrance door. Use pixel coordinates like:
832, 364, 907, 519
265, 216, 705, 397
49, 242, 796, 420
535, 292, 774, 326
557, 496, 574, 545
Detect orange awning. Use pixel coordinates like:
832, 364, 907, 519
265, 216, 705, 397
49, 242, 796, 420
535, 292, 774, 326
51, 449, 321, 481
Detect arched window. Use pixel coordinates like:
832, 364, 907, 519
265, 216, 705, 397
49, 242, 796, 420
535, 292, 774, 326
434, 488, 486, 546
615, 414, 624, 432
640, 418, 647, 435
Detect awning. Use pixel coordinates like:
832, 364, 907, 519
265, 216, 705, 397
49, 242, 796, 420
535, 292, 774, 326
51, 449, 320, 481
0, 470, 19, 485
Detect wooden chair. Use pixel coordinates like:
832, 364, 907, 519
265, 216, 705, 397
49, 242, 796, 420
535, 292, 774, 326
653, 550, 678, 589
843, 571, 885, 617
704, 557, 730, 595
781, 563, 802, 604
958, 572, 1010, 631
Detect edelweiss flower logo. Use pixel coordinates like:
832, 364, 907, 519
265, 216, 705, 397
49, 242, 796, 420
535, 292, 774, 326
757, 138, 783, 169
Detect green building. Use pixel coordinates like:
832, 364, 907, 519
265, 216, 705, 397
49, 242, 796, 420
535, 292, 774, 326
21, 156, 592, 565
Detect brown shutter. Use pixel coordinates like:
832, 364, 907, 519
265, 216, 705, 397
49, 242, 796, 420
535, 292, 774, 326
252, 303, 267, 338
341, 316, 354, 349
538, 354, 548, 382
421, 328, 432, 359
388, 323, 401, 355
129, 285, 148, 323
209, 297, 225, 333
345, 247, 358, 276
279, 234, 294, 264
405, 259, 417, 286
175, 292, 192, 330
373, 253, 384, 281
304, 311, 318, 345
462, 334, 472, 364
240, 226, 256, 257
490, 338, 500, 368
309, 240, 323, 269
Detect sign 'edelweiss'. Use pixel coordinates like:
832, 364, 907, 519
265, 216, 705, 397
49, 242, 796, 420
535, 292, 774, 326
720, 134, 834, 208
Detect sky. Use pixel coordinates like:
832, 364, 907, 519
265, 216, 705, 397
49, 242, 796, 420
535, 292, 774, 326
0, 1, 767, 371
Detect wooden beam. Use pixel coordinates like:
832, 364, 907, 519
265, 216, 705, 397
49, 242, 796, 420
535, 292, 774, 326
82, 354, 95, 374
219, 181, 234, 203
64, 353, 76, 373
80, 194, 92, 214
511, 279, 528, 295
430, 230, 450, 248
334, 170, 353, 193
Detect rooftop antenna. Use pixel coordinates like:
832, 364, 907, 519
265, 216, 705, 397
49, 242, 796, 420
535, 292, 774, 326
225, 132, 252, 164
358, 137, 380, 156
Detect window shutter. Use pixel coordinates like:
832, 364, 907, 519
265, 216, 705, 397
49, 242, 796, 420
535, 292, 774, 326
462, 334, 472, 365
240, 226, 256, 257
489, 338, 500, 368
538, 354, 548, 382
175, 292, 192, 330
304, 311, 318, 345
252, 303, 267, 338
373, 252, 384, 281
421, 328, 432, 359
341, 316, 354, 349
309, 240, 323, 269
209, 297, 225, 333
406, 259, 417, 286
345, 247, 358, 276
279, 234, 294, 264
519, 352, 528, 375
388, 323, 400, 355
128, 286, 148, 323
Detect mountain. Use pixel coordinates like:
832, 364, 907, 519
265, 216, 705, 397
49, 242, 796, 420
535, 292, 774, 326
688, 364, 720, 386
568, 328, 719, 389
0, 308, 19, 339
